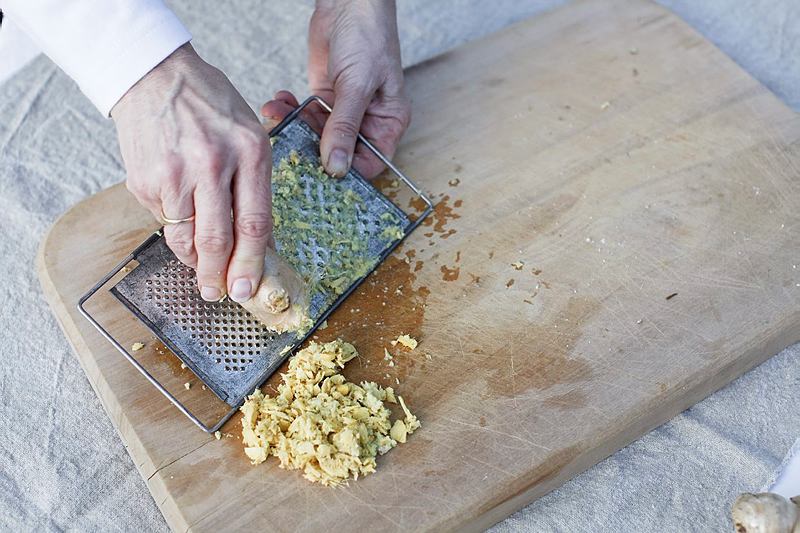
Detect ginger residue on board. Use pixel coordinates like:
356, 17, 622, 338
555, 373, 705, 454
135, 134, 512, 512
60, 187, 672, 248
371, 175, 401, 201
409, 194, 461, 238
440, 265, 460, 281
312, 252, 429, 384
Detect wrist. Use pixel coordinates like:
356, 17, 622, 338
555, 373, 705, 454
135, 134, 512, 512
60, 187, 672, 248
111, 43, 200, 119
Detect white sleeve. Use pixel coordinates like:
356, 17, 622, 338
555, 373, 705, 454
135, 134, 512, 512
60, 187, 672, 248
1, 1, 191, 116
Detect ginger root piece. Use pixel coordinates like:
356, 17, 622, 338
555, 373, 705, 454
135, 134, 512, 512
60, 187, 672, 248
240, 248, 311, 334
732, 492, 800, 533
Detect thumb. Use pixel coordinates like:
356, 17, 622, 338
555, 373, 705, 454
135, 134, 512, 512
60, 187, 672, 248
319, 83, 370, 178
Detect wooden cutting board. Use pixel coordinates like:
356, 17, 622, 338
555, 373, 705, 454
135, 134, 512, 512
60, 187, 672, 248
38, 0, 800, 530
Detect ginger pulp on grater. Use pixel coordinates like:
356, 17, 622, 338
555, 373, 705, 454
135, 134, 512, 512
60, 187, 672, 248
240, 339, 420, 486
270, 151, 404, 311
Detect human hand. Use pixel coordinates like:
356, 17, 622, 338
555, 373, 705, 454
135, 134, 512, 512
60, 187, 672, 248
112, 43, 272, 303
262, 0, 410, 179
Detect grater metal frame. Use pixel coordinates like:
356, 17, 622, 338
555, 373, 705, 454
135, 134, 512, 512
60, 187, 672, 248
78, 95, 433, 433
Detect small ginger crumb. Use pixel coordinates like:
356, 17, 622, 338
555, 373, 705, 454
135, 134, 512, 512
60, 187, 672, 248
184, 382, 191, 390
214, 431, 222, 440
391, 334, 418, 350
180, 362, 187, 369
511, 261, 524, 270
319, 320, 328, 330
601, 101, 611, 110
131, 342, 145, 352
390, 420, 408, 443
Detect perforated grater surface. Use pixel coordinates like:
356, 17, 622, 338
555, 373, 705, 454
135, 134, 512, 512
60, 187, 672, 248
79, 96, 433, 433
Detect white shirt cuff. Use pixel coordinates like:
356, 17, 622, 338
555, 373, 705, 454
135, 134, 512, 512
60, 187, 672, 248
90, 17, 191, 116
1, 1, 192, 116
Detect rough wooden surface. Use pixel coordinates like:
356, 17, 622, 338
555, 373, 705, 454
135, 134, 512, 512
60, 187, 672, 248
37, 0, 800, 530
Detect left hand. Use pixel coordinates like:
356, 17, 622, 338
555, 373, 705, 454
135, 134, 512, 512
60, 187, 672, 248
261, 0, 410, 179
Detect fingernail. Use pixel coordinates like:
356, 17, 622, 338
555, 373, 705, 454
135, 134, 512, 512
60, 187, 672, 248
200, 286, 222, 302
328, 148, 349, 178
230, 278, 252, 303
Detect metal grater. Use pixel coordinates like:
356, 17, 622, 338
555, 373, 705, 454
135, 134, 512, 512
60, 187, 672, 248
79, 96, 433, 433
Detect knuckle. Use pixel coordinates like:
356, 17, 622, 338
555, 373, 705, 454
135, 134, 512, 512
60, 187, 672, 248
237, 128, 270, 165
203, 148, 225, 175
168, 235, 195, 258
159, 177, 187, 201
350, 83, 373, 100
126, 178, 154, 203
195, 232, 231, 256
400, 102, 412, 129
156, 155, 183, 182
201, 172, 226, 190
336, 71, 373, 98
330, 119, 360, 140
235, 212, 272, 240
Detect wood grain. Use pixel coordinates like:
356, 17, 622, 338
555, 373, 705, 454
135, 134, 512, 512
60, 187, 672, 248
37, 0, 800, 530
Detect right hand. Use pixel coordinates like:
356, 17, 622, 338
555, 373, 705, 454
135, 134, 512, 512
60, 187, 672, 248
261, 0, 410, 180
111, 43, 273, 304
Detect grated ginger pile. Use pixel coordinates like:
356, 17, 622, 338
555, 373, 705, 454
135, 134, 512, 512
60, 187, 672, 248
240, 339, 420, 486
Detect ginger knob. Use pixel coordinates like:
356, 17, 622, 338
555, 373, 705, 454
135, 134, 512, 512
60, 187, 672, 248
264, 287, 290, 313
732, 493, 800, 533
239, 248, 310, 334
